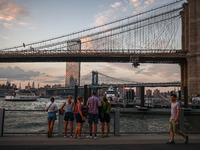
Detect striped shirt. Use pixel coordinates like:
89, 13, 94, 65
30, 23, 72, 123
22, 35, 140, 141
87, 96, 101, 114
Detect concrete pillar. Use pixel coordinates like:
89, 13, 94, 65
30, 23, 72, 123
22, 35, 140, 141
114, 110, 120, 135
88, 87, 92, 98
140, 86, 145, 107
74, 85, 78, 103
0, 108, 5, 136
84, 85, 88, 106
185, 0, 200, 96
184, 86, 188, 108
179, 109, 184, 131
131, 90, 135, 100
58, 109, 64, 136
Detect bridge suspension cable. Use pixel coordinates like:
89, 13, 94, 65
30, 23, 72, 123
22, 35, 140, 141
0, 0, 185, 55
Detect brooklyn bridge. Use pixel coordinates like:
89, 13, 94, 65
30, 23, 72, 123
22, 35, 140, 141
0, 0, 199, 97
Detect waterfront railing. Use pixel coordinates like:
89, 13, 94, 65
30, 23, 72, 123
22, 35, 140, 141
1, 108, 200, 136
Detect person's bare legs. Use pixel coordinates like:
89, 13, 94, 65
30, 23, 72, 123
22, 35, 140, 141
94, 124, 97, 135
170, 129, 174, 141
89, 124, 92, 135
50, 120, 55, 136
106, 122, 110, 136
70, 121, 73, 136
64, 121, 68, 136
175, 130, 186, 139
101, 122, 105, 136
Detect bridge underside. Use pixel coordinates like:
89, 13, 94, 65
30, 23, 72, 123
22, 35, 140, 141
0, 57, 186, 64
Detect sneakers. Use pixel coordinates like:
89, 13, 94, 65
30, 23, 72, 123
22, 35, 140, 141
184, 136, 189, 144
64, 135, 67, 138
86, 135, 93, 139
93, 136, 98, 140
167, 140, 175, 144
69, 135, 73, 138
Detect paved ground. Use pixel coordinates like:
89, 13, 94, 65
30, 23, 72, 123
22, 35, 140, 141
0, 134, 200, 150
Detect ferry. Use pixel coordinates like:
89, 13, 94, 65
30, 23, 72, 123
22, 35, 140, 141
105, 86, 116, 102
5, 90, 38, 101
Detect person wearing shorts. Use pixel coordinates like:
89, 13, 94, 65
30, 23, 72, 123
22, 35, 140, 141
167, 94, 189, 144
100, 97, 111, 137
74, 96, 85, 139
86, 92, 101, 139
61, 95, 76, 138
45, 97, 58, 138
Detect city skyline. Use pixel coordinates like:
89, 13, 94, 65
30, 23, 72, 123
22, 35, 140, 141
0, 0, 182, 90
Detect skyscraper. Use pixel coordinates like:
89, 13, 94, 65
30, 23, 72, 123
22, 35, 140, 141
65, 39, 81, 88
65, 62, 80, 88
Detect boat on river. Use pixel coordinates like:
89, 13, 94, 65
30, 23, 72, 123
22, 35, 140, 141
5, 90, 38, 101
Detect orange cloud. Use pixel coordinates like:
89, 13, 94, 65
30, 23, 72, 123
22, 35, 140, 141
0, 0, 30, 27
111, 2, 121, 8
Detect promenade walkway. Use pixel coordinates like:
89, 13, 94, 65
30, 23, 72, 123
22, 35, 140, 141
0, 134, 200, 150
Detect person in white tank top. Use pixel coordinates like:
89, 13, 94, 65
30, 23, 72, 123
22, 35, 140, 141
61, 95, 76, 138
45, 97, 58, 138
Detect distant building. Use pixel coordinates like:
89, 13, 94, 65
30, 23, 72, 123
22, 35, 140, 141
65, 40, 81, 88
146, 89, 152, 98
136, 87, 140, 97
153, 89, 160, 98
32, 82, 35, 88
65, 62, 80, 88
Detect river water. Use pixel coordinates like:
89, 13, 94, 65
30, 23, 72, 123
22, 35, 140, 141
0, 98, 200, 134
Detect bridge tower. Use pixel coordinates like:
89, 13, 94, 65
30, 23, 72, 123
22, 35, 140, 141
181, 0, 200, 96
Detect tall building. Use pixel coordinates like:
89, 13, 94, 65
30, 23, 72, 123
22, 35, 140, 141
32, 81, 35, 88
65, 39, 81, 88
153, 89, 160, 98
65, 62, 80, 88
146, 89, 152, 98
136, 87, 140, 97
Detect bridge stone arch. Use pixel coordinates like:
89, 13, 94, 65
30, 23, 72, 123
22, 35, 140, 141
181, 0, 200, 96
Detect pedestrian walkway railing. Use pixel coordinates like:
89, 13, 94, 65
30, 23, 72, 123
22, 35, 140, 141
1, 108, 200, 136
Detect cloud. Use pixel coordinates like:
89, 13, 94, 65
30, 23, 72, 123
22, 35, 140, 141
0, 35, 8, 40
111, 2, 121, 8
0, 0, 32, 30
0, 0, 30, 22
3, 22, 16, 30
140, 64, 180, 81
0, 66, 40, 80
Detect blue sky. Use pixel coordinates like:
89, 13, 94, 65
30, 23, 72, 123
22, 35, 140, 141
0, 0, 182, 90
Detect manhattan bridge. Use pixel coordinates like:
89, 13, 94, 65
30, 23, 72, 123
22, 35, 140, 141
0, 0, 200, 98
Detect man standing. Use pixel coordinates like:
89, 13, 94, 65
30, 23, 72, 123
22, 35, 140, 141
167, 94, 189, 144
86, 92, 101, 139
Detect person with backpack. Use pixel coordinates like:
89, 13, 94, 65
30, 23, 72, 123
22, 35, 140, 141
61, 95, 76, 138
100, 97, 111, 137
45, 97, 58, 138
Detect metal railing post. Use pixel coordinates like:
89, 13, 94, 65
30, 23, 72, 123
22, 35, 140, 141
58, 109, 64, 136
179, 108, 184, 131
114, 110, 120, 135
0, 108, 5, 136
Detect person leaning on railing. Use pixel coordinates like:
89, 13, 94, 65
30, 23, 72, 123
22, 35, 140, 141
45, 97, 58, 138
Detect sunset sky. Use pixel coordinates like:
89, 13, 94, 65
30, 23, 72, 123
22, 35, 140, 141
0, 0, 183, 91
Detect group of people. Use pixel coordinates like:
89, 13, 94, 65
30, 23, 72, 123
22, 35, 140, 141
46, 92, 189, 144
45, 92, 111, 139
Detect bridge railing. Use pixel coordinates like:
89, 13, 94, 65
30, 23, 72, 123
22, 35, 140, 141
0, 49, 187, 56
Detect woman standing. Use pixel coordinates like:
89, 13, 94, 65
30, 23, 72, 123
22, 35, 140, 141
45, 97, 58, 138
61, 95, 76, 138
74, 96, 85, 139
100, 97, 111, 137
